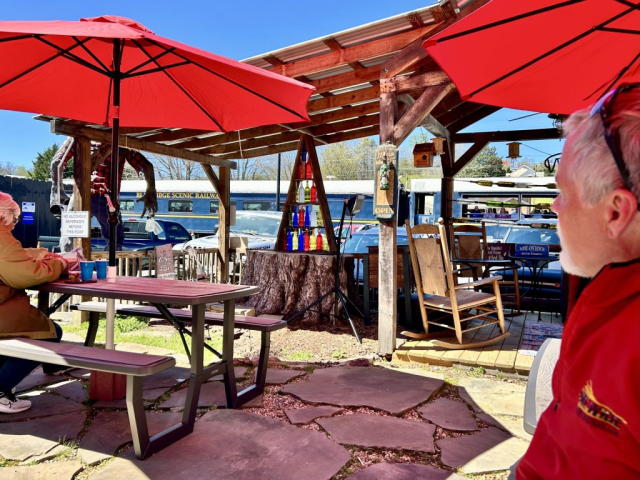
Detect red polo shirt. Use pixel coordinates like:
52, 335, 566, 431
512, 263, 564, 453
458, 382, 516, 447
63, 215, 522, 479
517, 258, 640, 479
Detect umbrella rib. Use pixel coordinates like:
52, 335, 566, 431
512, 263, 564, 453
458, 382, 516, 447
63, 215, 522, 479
0, 33, 32, 44
593, 50, 640, 101
125, 61, 190, 79
599, 27, 640, 35
434, 0, 585, 43
131, 39, 223, 130
144, 38, 309, 121
122, 47, 177, 76
613, 0, 640, 9
467, 6, 636, 99
71, 36, 110, 73
35, 36, 110, 77
0, 36, 92, 90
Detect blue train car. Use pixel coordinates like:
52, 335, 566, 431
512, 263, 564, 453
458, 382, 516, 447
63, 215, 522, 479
118, 180, 380, 235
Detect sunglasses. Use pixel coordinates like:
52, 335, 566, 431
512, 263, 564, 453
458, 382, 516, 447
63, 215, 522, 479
589, 82, 640, 210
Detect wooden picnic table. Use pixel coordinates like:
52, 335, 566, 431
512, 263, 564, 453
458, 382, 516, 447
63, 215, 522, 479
33, 276, 259, 457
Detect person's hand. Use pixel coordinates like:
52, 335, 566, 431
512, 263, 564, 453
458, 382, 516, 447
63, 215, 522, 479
62, 257, 80, 274
137, 187, 158, 218
90, 173, 110, 193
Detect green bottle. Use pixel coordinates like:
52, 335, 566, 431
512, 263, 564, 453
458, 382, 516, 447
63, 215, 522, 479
304, 181, 311, 203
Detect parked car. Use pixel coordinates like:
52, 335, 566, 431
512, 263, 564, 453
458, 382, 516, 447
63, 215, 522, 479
37, 219, 192, 252
174, 211, 282, 251
334, 223, 375, 241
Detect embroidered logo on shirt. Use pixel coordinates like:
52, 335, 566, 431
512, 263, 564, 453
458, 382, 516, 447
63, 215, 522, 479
577, 381, 627, 435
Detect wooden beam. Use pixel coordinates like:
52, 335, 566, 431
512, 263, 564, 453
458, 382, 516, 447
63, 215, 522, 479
201, 164, 220, 195
91, 143, 112, 171
50, 120, 237, 169
307, 65, 381, 94
420, 114, 450, 139
447, 105, 501, 133
136, 128, 216, 143
323, 38, 343, 52
453, 128, 563, 144
452, 140, 489, 176
393, 83, 454, 145
381, 0, 491, 78
270, 26, 435, 78
308, 85, 380, 113
277, 124, 329, 145
406, 11, 425, 29
393, 70, 450, 93
217, 167, 230, 283
264, 55, 285, 67
73, 136, 92, 258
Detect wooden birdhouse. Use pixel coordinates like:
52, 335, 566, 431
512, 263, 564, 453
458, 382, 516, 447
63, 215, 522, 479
413, 143, 435, 168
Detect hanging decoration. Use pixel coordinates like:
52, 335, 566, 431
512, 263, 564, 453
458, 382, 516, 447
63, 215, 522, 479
458, 179, 557, 189
373, 142, 398, 221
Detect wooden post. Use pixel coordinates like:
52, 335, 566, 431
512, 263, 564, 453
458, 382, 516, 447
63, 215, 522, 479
377, 90, 398, 357
217, 167, 231, 283
440, 139, 455, 223
72, 136, 92, 325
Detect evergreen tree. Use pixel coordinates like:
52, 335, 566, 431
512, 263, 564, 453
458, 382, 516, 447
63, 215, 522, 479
457, 145, 506, 178
29, 143, 59, 180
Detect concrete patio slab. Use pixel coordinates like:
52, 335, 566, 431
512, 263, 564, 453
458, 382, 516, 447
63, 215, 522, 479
18, 444, 68, 465
458, 378, 526, 417
437, 426, 527, 473
0, 411, 86, 461
92, 410, 350, 480
67, 368, 91, 380
2, 460, 84, 480
78, 411, 184, 465
317, 413, 435, 453
142, 387, 172, 401
285, 406, 342, 425
209, 366, 247, 382
240, 394, 263, 408
282, 366, 443, 415
158, 381, 226, 409
417, 398, 478, 432
347, 462, 466, 480
477, 413, 533, 442
142, 366, 191, 390
14, 367, 61, 392
43, 380, 88, 404
0, 391, 85, 423
265, 368, 305, 385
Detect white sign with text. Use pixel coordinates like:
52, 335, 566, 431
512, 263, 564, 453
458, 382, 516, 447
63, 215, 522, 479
61, 211, 90, 238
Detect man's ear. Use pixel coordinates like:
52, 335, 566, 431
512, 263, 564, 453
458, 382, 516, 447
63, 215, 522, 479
604, 189, 638, 238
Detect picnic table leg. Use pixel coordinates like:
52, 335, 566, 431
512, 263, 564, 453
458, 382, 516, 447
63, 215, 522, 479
84, 311, 100, 347
222, 299, 238, 407
183, 304, 206, 429
126, 375, 151, 459
236, 331, 270, 406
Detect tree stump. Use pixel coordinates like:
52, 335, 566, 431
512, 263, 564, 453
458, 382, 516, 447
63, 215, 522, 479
239, 250, 358, 325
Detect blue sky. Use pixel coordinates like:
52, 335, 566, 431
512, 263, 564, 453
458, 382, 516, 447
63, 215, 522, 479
0, 0, 564, 169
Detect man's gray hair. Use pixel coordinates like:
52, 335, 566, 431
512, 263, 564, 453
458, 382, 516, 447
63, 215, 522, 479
563, 90, 640, 205
0, 191, 20, 226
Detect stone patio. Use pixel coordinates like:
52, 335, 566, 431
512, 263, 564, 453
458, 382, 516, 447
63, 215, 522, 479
0, 362, 530, 479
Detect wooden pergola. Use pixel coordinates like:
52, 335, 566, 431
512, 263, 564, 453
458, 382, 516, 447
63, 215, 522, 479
39, 0, 562, 354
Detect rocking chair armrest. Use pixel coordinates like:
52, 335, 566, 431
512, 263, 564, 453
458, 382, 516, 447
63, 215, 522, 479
454, 275, 502, 290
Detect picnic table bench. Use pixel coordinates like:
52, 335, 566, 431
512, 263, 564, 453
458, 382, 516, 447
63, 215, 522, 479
0, 338, 174, 459
71, 301, 287, 405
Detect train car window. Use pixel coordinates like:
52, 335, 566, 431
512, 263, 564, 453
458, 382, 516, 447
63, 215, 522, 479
242, 201, 271, 211
168, 200, 193, 213
210, 200, 219, 214
120, 200, 135, 211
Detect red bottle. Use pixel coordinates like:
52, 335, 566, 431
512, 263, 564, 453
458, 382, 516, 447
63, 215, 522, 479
299, 161, 305, 179
310, 183, 317, 203
298, 206, 305, 226
305, 161, 312, 179
316, 230, 323, 251
304, 231, 310, 251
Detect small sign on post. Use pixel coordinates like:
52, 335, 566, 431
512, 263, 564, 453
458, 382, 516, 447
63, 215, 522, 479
21, 202, 35, 225
155, 244, 176, 280
61, 211, 90, 238
373, 142, 399, 221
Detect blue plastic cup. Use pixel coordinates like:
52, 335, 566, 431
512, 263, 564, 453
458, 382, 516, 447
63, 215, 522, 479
79, 261, 95, 282
95, 260, 108, 280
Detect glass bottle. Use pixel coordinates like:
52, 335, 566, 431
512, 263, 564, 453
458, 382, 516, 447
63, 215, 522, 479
304, 230, 310, 251
310, 229, 317, 251
298, 160, 305, 180
309, 207, 317, 227
304, 181, 310, 202
292, 206, 298, 227
298, 229, 305, 251
316, 229, 323, 251
292, 230, 298, 251
286, 230, 293, 251
322, 233, 329, 251
305, 205, 310, 227
298, 182, 305, 203
288, 209, 293, 227
305, 161, 312, 179
310, 182, 317, 203
379, 157, 389, 190
316, 207, 323, 227
298, 206, 305, 226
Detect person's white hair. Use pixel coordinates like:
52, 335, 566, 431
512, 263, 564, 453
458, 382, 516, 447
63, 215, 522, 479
0, 191, 20, 226
563, 88, 640, 206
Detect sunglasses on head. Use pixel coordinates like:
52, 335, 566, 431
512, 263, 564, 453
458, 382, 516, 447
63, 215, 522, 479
589, 82, 640, 210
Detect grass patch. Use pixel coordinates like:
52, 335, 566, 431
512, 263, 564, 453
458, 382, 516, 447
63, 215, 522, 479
332, 350, 347, 360
279, 349, 313, 362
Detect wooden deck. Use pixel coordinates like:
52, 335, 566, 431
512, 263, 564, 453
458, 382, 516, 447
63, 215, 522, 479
393, 310, 564, 375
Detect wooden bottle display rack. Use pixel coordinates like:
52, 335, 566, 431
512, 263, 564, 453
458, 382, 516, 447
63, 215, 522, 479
275, 134, 337, 253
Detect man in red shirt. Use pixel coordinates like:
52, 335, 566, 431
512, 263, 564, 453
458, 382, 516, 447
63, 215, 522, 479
515, 85, 640, 478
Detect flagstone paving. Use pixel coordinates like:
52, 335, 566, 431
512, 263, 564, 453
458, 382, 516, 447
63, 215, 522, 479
14, 367, 61, 392
0, 411, 86, 462
281, 366, 444, 414
317, 413, 436, 453
0, 362, 531, 479
285, 405, 343, 425
418, 398, 479, 432
347, 462, 467, 480
92, 410, 351, 480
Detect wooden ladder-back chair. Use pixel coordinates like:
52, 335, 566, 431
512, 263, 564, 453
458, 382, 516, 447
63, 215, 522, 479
450, 222, 521, 314
405, 219, 510, 349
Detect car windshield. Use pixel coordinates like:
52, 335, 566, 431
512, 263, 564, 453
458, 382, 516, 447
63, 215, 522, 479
343, 231, 408, 253
232, 214, 280, 237
505, 227, 560, 245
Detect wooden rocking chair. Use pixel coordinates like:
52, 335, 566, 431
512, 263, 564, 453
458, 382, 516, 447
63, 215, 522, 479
404, 219, 509, 349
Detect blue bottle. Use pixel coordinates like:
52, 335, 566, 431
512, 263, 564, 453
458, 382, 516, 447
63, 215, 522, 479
298, 229, 305, 251
286, 230, 293, 251
293, 206, 298, 227
304, 205, 310, 227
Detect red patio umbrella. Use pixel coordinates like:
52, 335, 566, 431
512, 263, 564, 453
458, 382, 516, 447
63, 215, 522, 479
0, 15, 314, 264
423, 0, 640, 114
